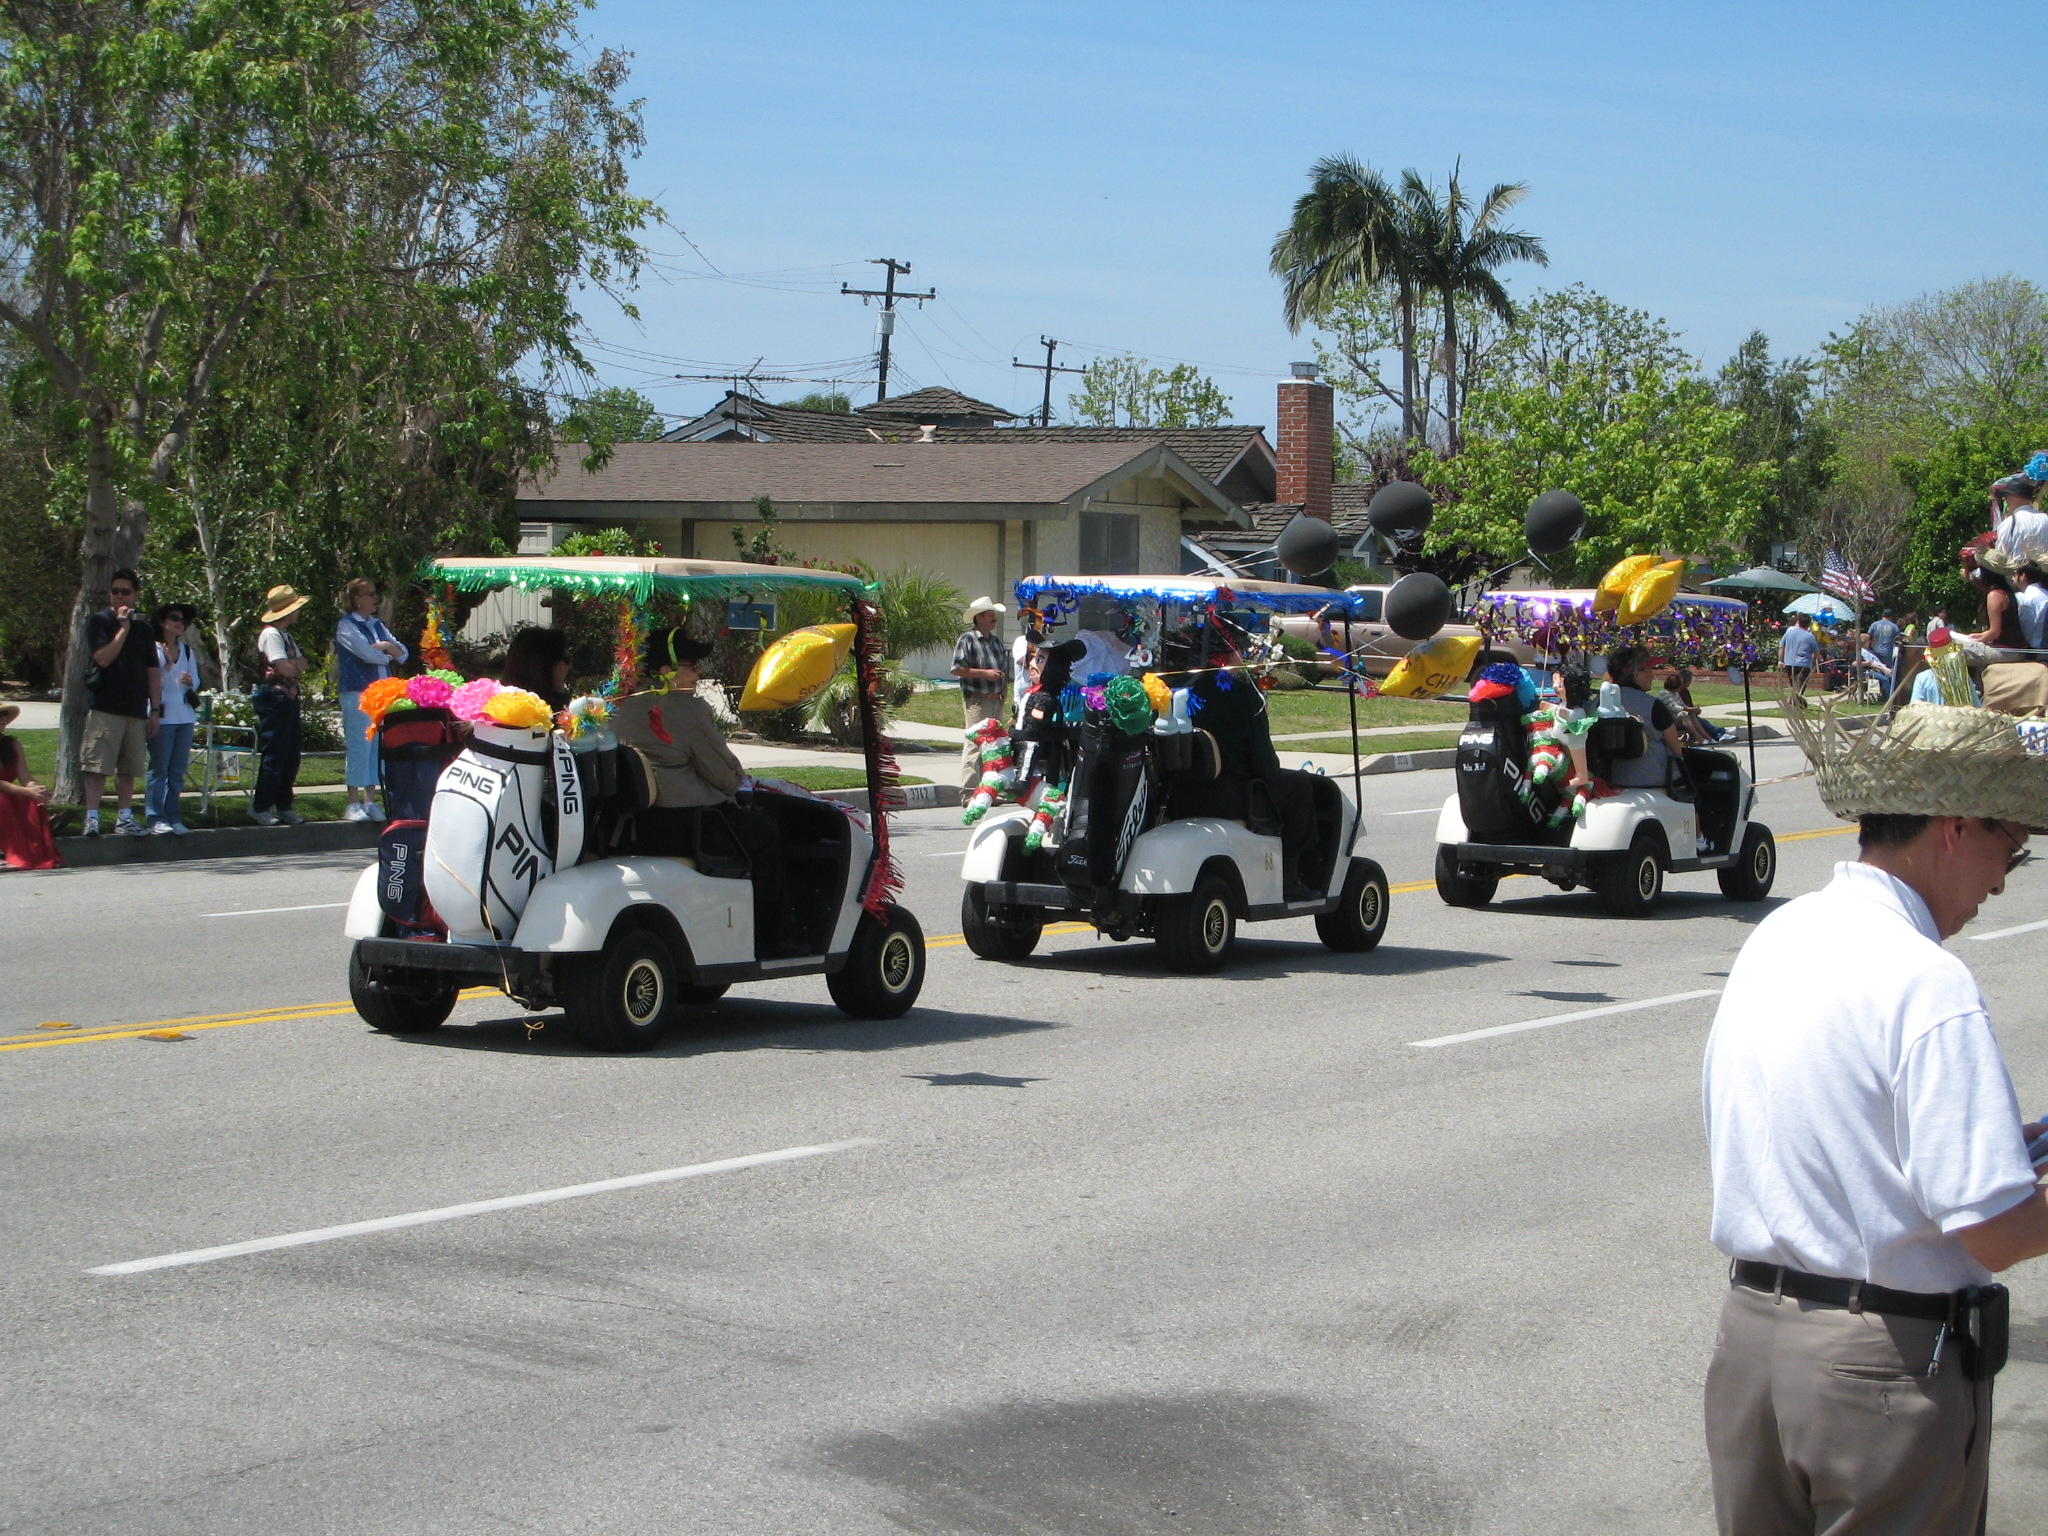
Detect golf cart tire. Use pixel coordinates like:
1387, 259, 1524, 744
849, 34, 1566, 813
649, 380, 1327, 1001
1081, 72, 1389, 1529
960, 885, 1043, 961
1718, 823, 1777, 902
349, 944, 457, 1034
1597, 827, 1666, 917
828, 907, 926, 1019
1155, 873, 1237, 974
675, 981, 731, 1005
1317, 857, 1391, 952
1434, 846, 1499, 908
562, 927, 678, 1053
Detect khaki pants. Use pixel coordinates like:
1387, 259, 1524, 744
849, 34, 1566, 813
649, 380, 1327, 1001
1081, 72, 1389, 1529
1705, 1283, 1990, 1535
961, 694, 1002, 794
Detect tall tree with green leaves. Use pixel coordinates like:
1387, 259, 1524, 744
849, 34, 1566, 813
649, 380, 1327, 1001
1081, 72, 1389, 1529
1067, 355, 1231, 428
1714, 331, 1832, 559
567, 386, 667, 445
1398, 165, 1547, 450
0, 0, 654, 799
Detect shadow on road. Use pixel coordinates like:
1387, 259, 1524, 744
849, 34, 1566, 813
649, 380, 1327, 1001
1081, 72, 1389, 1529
1484, 888, 1791, 925
1012, 940, 1511, 983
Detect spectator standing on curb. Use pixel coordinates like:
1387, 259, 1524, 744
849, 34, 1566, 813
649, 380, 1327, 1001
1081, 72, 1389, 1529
0, 703, 60, 869
253, 584, 309, 826
80, 569, 159, 838
334, 579, 407, 822
1704, 706, 2048, 1533
951, 597, 1008, 795
1778, 615, 1819, 695
1868, 611, 1901, 672
146, 603, 201, 835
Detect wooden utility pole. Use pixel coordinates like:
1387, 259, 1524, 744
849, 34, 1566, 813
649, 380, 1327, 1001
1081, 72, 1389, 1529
1011, 337, 1085, 426
840, 259, 935, 403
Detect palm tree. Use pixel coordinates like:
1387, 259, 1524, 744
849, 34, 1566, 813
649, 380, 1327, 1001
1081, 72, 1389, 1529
1271, 155, 1424, 442
1399, 163, 1548, 450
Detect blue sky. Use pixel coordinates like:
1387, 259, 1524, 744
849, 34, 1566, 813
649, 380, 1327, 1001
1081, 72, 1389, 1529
573, 1, 2041, 431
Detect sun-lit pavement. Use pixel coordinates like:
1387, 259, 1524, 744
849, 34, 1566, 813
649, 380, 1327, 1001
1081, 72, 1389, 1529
6, 738, 2048, 1534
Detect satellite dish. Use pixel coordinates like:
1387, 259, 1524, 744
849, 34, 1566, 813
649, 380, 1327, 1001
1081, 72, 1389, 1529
1367, 480, 1434, 537
1275, 512, 1340, 580
1384, 572, 1453, 641
1525, 490, 1586, 556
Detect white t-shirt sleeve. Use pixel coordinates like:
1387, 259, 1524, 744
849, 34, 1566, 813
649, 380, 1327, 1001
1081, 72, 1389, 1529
1896, 1011, 2037, 1233
258, 627, 289, 664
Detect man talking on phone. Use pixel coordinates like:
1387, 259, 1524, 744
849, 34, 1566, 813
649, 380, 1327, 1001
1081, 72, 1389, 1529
1702, 702, 2048, 1533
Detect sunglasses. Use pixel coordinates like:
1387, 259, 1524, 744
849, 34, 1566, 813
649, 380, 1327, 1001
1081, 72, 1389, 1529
1986, 820, 2031, 876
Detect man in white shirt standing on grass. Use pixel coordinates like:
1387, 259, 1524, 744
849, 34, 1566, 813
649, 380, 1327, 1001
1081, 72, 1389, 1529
1703, 701, 2048, 1534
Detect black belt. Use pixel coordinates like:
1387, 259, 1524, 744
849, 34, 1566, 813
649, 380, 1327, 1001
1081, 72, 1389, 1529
1731, 1260, 1953, 1322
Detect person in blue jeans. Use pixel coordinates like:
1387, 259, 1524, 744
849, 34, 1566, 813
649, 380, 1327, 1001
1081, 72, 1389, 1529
333, 578, 408, 821
146, 603, 202, 834
252, 585, 309, 826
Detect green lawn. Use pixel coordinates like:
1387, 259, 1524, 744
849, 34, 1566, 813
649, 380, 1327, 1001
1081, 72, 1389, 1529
753, 766, 929, 792
897, 683, 1468, 734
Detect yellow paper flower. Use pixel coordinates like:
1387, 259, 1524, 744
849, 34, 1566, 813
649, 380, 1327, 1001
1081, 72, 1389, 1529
482, 688, 554, 730
1141, 671, 1173, 714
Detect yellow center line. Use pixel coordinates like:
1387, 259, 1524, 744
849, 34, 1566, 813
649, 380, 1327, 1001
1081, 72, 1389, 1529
4, 828, 1864, 1054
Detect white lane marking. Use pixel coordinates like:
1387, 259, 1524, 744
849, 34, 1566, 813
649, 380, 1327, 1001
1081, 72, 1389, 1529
925, 849, 971, 857
1381, 807, 1442, 816
89, 1140, 877, 1276
202, 902, 351, 918
1410, 989, 1722, 1049
1970, 918, 2048, 942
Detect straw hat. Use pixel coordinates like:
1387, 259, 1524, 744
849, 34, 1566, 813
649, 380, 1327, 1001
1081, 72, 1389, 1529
259, 584, 310, 623
0, 703, 18, 730
1782, 697, 2048, 832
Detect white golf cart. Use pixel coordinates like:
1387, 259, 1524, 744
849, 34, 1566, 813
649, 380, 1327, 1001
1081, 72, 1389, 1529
959, 575, 1392, 973
343, 556, 926, 1051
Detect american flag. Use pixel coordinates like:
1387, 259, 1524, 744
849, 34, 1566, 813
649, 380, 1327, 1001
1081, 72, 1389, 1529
1820, 549, 1874, 605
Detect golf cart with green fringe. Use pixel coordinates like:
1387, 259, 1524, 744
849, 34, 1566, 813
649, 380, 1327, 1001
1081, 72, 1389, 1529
343, 556, 925, 1051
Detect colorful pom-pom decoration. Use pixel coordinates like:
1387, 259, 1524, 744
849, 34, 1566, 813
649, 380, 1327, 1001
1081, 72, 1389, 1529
406, 674, 453, 708
1141, 671, 1173, 715
451, 677, 503, 722
1105, 674, 1156, 735
482, 688, 555, 731
358, 675, 412, 737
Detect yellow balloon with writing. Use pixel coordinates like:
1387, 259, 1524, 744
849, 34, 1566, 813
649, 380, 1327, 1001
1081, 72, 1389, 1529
1617, 559, 1686, 625
738, 623, 857, 711
1378, 634, 1483, 698
1594, 554, 1661, 613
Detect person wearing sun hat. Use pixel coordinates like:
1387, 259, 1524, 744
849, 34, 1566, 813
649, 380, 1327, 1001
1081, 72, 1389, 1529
0, 702, 60, 869
1702, 698, 2048, 1532
251, 584, 310, 826
952, 596, 1008, 795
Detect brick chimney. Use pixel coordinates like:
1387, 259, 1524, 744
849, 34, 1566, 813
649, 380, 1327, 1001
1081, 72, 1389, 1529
1275, 362, 1333, 521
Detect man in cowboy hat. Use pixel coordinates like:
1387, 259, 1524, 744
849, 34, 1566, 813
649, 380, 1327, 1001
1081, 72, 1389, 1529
952, 597, 1009, 796
1702, 702, 2048, 1534
252, 584, 310, 826
79, 568, 160, 837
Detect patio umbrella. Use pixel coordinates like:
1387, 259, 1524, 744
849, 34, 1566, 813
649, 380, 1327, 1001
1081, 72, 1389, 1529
1783, 592, 1855, 621
1701, 566, 1825, 595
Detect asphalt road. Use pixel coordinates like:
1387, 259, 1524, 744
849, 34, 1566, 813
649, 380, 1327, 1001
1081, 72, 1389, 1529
6, 736, 2048, 1535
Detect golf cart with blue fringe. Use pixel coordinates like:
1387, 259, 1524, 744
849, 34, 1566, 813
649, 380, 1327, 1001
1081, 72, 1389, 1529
957, 573, 1398, 973
343, 556, 925, 1051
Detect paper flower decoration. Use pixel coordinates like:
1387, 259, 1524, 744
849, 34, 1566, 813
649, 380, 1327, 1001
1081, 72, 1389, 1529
428, 669, 465, 687
561, 693, 613, 740
451, 677, 503, 722
483, 688, 554, 730
1141, 671, 1172, 715
406, 674, 453, 708
358, 676, 412, 738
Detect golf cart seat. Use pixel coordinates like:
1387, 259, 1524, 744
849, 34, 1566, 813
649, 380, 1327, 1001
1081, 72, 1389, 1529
1159, 729, 1283, 837
1583, 715, 1646, 781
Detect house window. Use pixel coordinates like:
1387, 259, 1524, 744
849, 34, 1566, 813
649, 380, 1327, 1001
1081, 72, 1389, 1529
1079, 511, 1140, 574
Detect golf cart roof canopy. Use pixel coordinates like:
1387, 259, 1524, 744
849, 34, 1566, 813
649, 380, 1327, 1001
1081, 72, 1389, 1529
1015, 573, 1374, 618
425, 556, 873, 604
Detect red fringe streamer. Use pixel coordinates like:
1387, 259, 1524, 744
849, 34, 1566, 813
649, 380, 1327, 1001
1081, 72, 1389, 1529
851, 596, 903, 918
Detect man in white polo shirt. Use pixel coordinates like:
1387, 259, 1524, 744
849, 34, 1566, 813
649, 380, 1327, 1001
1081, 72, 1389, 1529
1703, 702, 2048, 1533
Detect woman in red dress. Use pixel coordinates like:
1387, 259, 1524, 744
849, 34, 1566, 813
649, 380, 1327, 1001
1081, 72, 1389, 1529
0, 703, 61, 870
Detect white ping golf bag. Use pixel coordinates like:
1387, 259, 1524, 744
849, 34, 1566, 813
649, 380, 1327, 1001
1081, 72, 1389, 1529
423, 722, 585, 944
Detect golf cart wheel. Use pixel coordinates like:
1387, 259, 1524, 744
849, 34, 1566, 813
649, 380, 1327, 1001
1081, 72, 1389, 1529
675, 981, 730, 1006
562, 928, 677, 1053
1434, 846, 1499, 908
828, 907, 926, 1019
1155, 874, 1236, 974
348, 943, 457, 1034
1596, 827, 1666, 918
960, 885, 1043, 961
1317, 857, 1390, 952
1718, 823, 1777, 902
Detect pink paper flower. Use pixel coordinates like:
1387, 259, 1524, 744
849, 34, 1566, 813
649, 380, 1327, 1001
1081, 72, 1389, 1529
451, 677, 502, 722
407, 673, 453, 708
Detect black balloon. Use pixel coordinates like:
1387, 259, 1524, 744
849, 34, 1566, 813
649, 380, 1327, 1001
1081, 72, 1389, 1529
1525, 489, 1586, 556
1275, 512, 1340, 579
1367, 480, 1434, 536
1384, 572, 1453, 641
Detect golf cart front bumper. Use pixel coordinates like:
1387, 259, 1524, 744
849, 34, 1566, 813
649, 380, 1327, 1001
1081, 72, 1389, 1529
354, 937, 546, 992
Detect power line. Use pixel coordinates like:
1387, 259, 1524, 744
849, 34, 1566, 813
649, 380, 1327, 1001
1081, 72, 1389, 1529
1012, 337, 1087, 427
840, 258, 935, 403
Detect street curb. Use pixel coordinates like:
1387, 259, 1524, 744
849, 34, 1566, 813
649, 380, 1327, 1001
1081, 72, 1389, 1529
1356, 748, 1458, 775
49, 819, 382, 868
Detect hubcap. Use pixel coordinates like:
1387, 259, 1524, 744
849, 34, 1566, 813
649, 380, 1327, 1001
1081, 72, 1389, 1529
880, 933, 914, 992
1637, 858, 1657, 899
1201, 899, 1228, 951
1754, 843, 1771, 880
1359, 883, 1383, 931
623, 959, 664, 1025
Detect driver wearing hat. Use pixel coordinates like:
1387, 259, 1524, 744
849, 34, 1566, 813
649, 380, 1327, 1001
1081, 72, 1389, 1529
1703, 702, 2048, 1533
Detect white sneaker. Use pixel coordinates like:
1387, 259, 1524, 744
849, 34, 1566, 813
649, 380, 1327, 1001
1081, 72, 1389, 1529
82, 815, 101, 838
343, 803, 367, 822
280, 809, 306, 826
252, 810, 280, 826
150, 821, 174, 837
117, 815, 144, 837
365, 801, 385, 821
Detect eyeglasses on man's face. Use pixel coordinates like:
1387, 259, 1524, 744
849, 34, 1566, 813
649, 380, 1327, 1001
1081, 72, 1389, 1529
1983, 819, 2030, 876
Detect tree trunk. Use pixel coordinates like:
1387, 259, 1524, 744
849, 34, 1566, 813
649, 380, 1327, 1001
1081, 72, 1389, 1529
55, 417, 150, 805
189, 469, 240, 689
1397, 278, 1418, 444
1441, 294, 1461, 452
